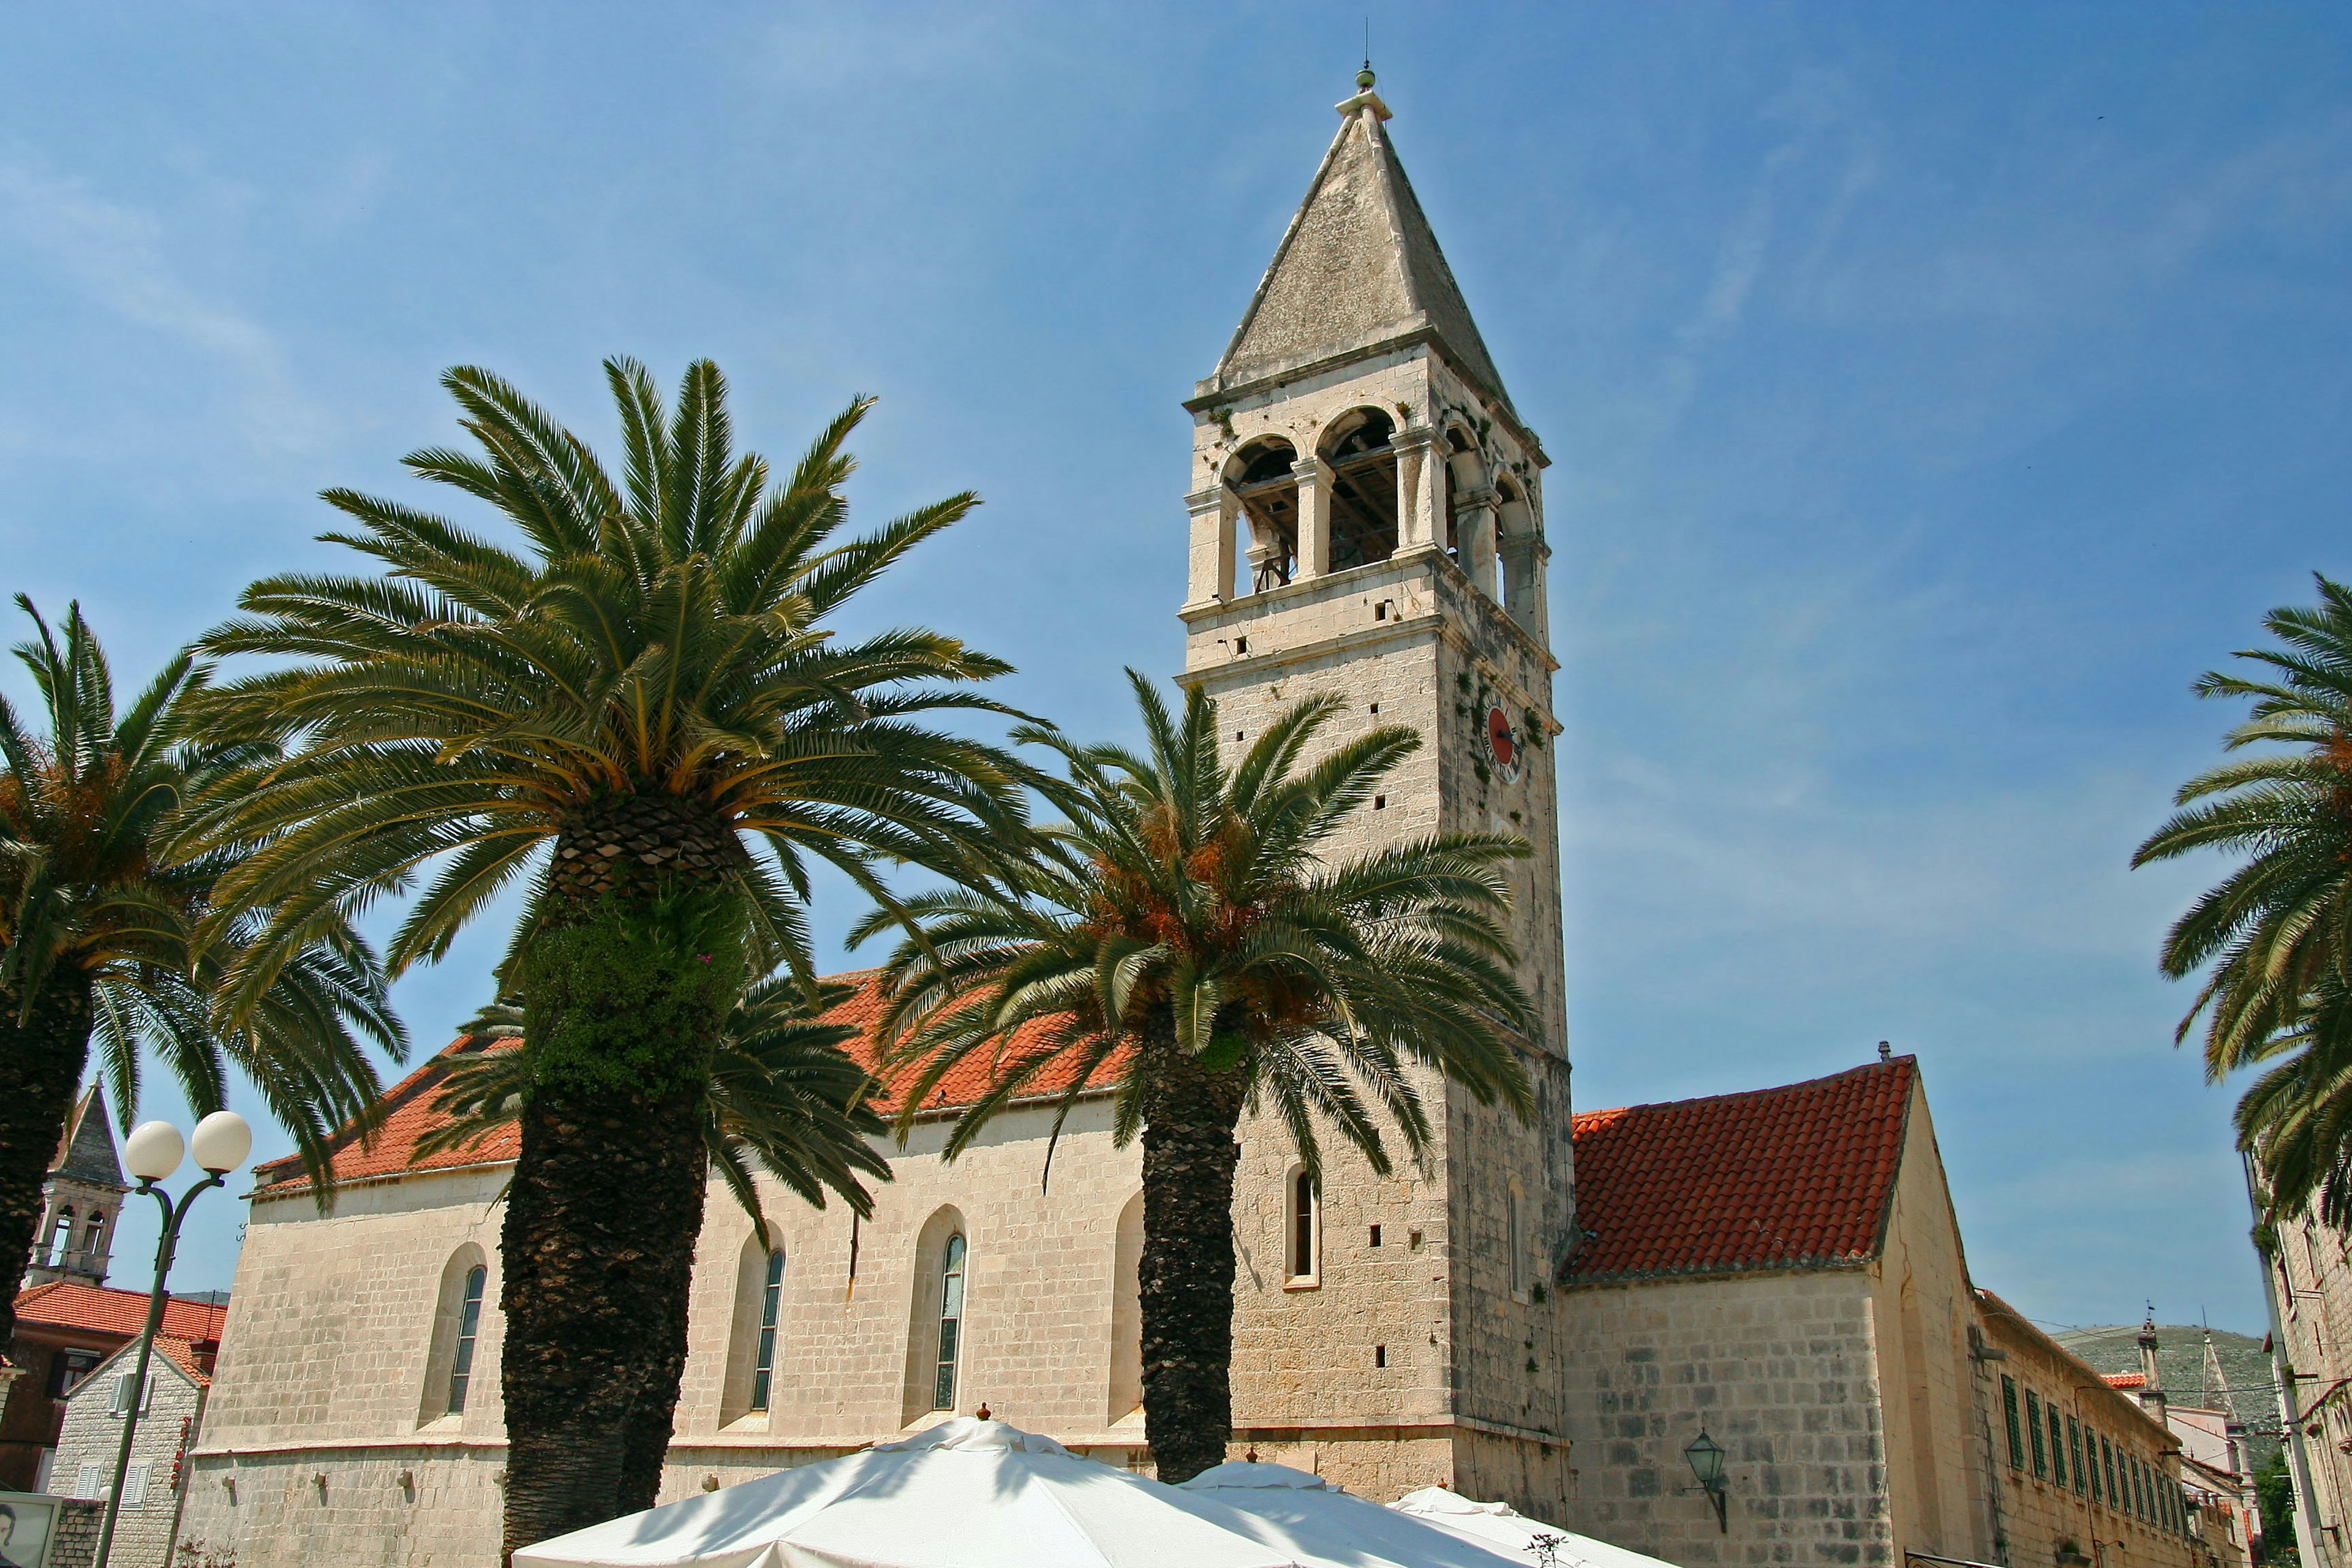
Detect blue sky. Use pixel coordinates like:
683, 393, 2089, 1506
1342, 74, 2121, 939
3, 4, 2348, 1333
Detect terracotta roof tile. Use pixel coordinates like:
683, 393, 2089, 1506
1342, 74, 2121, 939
147, 1335, 212, 1388
13, 1280, 227, 1344
1567, 1057, 1917, 1282
254, 971, 1126, 1196
2106, 1371, 2146, 1389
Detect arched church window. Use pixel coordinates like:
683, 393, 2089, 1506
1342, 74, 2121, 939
446, 1265, 486, 1414
1287, 1169, 1319, 1281
933, 1234, 967, 1411
46, 1208, 73, 1267
749, 1248, 785, 1412
1108, 1193, 1144, 1421
1319, 410, 1398, 571
1225, 439, 1298, 593
81, 1212, 107, 1260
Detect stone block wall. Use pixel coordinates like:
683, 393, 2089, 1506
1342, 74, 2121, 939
43, 1497, 102, 1568
1556, 1267, 1893, 1568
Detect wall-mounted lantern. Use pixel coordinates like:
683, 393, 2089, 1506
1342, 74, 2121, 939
1683, 1429, 1728, 1534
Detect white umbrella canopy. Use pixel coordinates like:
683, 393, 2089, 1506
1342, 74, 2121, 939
1179, 1462, 1532, 1568
1389, 1487, 1679, 1568
514, 1419, 1319, 1568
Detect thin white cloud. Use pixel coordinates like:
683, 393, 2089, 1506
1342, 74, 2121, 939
0, 150, 326, 454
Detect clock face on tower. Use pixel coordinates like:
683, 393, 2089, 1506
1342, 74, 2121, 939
1485, 706, 1520, 783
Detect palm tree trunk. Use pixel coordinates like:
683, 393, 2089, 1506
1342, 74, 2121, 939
1137, 1019, 1250, 1484
0, 971, 93, 1344
499, 796, 745, 1564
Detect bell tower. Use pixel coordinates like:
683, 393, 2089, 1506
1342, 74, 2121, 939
1180, 74, 1575, 1514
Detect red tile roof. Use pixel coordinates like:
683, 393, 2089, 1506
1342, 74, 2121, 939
13, 1280, 227, 1344
2106, 1371, 2146, 1390
1566, 1057, 1917, 1282
149, 1334, 212, 1387
254, 971, 1126, 1197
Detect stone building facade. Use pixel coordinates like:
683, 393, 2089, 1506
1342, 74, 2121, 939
2258, 1198, 2352, 1568
49, 1336, 209, 1568
1557, 1058, 2211, 1568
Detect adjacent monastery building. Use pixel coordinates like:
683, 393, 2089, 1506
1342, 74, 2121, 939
169, 80, 2229, 1568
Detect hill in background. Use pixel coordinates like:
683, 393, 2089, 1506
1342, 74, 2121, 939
2054, 1322, 2280, 1470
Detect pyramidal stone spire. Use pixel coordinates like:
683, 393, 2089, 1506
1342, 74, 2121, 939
1207, 73, 1517, 420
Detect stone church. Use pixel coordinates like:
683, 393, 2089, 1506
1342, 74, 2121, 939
170, 80, 2223, 1568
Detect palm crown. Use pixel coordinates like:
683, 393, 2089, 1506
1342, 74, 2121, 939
0, 597, 399, 1170
862, 672, 1538, 1169
2136, 573, 2352, 1077
2138, 574, 2352, 1221
187, 357, 1018, 1000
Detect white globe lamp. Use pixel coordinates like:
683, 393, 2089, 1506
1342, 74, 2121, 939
190, 1111, 253, 1175
123, 1121, 184, 1184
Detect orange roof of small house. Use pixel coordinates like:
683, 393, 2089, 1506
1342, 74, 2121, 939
13, 1280, 228, 1345
149, 1335, 211, 1388
1566, 1057, 1918, 1282
2106, 1371, 2147, 1390
253, 971, 1127, 1197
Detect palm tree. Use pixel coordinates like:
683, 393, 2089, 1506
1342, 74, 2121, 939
860, 673, 1536, 1482
415, 974, 890, 1506
183, 358, 1017, 1557
2135, 573, 2352, 1219
0, 598, 399, 1346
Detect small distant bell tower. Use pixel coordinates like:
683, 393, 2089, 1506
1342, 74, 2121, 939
25, 1087, 127, 1287
1178, 69, 1574, 1515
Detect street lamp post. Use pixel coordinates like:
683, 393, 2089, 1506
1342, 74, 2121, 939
94, 1110, 251, 1568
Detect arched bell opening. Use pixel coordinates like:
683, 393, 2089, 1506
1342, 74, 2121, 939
1497, 477, 1542, 628
1319, 409, 1398, 571
1223, 437, 1300, 594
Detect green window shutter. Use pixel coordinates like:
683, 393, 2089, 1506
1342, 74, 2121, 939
2134, 1457, 2149, 1521
2027, 1390, 2048, 1477
2067, 1416, 2086, 1494
2047, 1403, 2067, 1489
2103, 1434, 2118, 1505
2002, 1376, 2023, 1468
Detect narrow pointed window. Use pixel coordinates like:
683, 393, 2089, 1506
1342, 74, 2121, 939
750, 1250, 786, 1412
447, 1265, 486, 1414
47, 1209, 73, 1267
933, 1234, 966, 1411
1288, 1169, 1319, 1281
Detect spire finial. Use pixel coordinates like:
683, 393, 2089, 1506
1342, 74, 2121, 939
1360, 18, 1374, 88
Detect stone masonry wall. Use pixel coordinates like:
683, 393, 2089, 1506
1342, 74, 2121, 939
48, 1351, 205, 1568
1557, 1267, 1890, 1568
181, 1101, 1148, 1566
